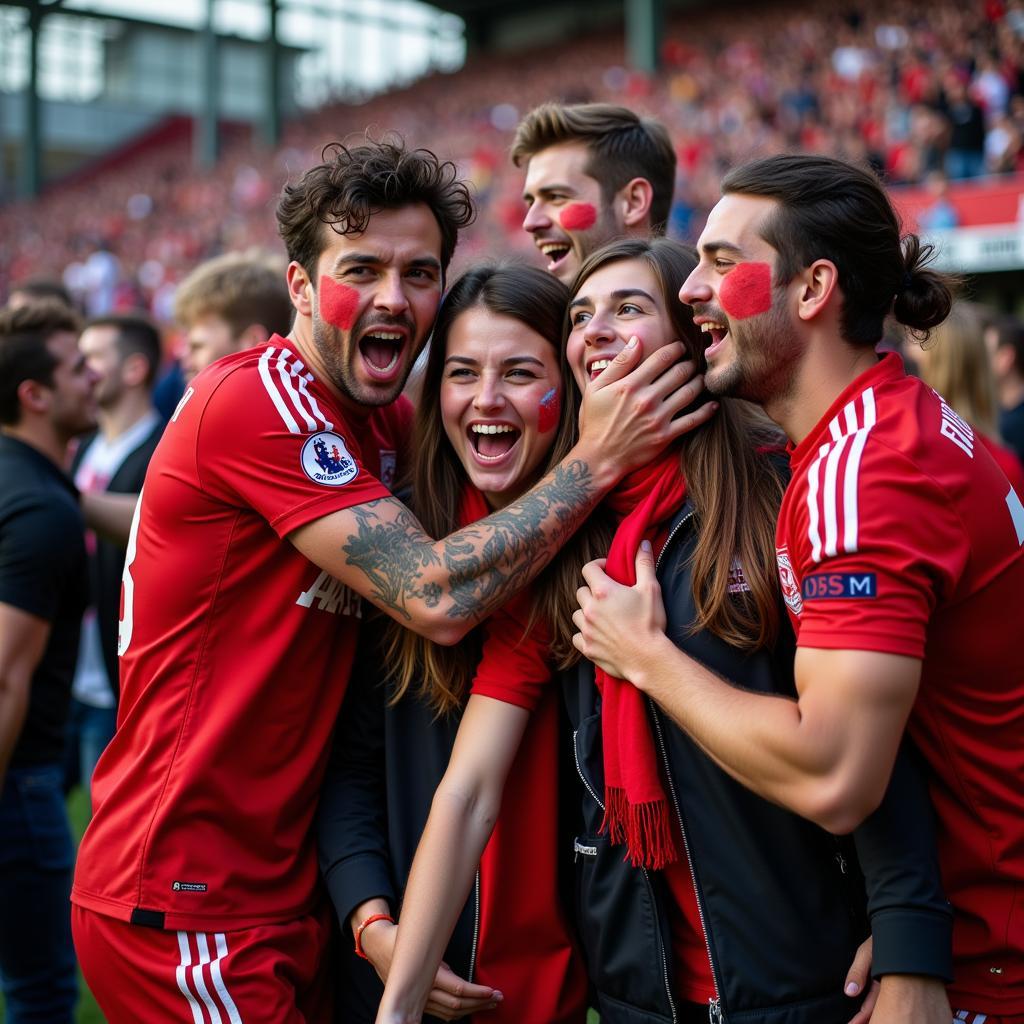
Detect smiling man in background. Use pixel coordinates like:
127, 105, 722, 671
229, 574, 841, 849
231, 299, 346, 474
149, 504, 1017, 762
512, 102, 677, 284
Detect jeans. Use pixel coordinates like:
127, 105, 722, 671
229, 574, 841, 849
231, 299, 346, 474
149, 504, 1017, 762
63, 697, 116, 807
945, 148, 986, 180
0, 763, 77, 1023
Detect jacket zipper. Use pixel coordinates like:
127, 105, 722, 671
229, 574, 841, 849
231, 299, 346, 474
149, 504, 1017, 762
653, 511, 724, 1024
467, 870, 481, 982
573, 728, 678, 1024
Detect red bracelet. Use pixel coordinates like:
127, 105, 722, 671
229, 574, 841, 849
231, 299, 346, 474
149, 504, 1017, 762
354, 912, 394, 960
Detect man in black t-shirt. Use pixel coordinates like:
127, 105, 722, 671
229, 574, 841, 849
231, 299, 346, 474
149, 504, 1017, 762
0, 301, 95, 1023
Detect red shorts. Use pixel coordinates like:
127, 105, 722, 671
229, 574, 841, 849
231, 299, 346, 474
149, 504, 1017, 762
72, 904, 334, 1023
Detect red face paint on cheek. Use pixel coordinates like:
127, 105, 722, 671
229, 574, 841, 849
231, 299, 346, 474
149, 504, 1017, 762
559, 202, 597, 232
537, 387, 561, 433
319, 275, 360, 330
719, 262, 773, 320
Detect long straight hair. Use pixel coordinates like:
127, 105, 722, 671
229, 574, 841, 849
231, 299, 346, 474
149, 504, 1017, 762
384, 264, 585, 715
557, 238, 785, 653
919, 302, 1000, 438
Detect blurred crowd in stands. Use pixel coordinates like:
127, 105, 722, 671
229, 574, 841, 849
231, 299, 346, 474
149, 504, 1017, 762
4, 0, 1024, 327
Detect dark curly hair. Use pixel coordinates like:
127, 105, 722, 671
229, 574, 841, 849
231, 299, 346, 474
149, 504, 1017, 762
277, 137, 475, 279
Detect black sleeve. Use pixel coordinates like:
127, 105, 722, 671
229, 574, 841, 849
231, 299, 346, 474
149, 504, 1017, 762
852, 739, 953, 981
316, 630, 395, 931
0, 496, 82, 621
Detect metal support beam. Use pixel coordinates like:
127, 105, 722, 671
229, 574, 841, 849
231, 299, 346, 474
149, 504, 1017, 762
194, 0, 219, 168
20, 0, 43, 197
262, 0, 280, 146
625, 0, 662, 75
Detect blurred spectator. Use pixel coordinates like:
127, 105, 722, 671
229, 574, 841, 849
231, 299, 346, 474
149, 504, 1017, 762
6, 278, 75, 311
917, 301, 1024, 488
918, 170, 960, 229
985, 110, 1022, 170
0, 300, 94, 1024
985, 312, 1024, 463
3, 0, 1024, 296
66, 314, 164, 807
173, 249, 292, 382
940, 74, 989, 179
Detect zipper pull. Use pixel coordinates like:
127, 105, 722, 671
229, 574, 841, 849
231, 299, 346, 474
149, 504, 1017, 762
708, 997, 723, 1023
835, 852, 848, 874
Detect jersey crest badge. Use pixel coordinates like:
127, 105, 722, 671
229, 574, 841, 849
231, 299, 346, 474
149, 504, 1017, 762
302, 431, 358, 486
776, 545, 803, 616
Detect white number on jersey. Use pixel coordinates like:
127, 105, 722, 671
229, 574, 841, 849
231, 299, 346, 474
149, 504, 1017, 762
1007, 485, 1024, 546
117, 486, 144, 656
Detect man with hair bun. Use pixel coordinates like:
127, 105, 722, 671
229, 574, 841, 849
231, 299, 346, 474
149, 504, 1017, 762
574, 153, 1024, 1024
512, 102, 676, 284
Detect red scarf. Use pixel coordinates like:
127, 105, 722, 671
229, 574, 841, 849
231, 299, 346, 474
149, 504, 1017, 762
597, 450, 688, 868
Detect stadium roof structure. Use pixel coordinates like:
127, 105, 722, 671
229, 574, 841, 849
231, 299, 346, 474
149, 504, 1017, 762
1, 0, 695, 197
2, 0, 464, 197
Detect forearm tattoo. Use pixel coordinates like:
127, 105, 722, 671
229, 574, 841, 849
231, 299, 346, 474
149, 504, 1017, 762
342, 459, 595, 623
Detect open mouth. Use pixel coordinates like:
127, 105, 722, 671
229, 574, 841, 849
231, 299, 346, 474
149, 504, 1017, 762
539, 241, 572, 272
469, 423, 521, 462
587, 357, 613, 381
700, 320, 729, 358
359, 330, 405, 380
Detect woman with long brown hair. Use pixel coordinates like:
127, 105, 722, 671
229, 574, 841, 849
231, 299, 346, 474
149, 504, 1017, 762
317, 262, 590, 1024
377, 238, 950, 1024
914, 300, 1024, 489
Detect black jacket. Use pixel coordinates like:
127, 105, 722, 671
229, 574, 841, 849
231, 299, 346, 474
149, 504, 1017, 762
317, 628, 479, 1023
564, 498, 953, 1024
71, 419, 163, 700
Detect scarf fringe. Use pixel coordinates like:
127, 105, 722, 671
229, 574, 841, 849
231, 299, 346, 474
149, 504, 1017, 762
602, 787, 680, 869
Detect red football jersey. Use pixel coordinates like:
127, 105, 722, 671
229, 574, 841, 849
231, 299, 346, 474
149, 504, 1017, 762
73, 339, 411, 932
778, 353, 1024, 1012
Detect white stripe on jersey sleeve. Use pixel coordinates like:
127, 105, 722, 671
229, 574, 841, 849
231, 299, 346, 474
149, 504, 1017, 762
822, 432, 852, 558
805, 387, 877, 563
842, 387, 876, 555
296, 373, 334, 432
258, 347, 301, 433
806, 441, 831, 563
274, 348, 319, 433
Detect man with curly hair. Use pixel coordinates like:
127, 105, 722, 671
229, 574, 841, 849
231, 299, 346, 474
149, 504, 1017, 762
70, 138, 710, 1021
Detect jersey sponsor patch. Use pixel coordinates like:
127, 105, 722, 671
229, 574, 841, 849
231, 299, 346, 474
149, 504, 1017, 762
172, 881, 208, 893
776, 545, 803, 616
301, 431, 358, 486
801, 571, 877, 600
